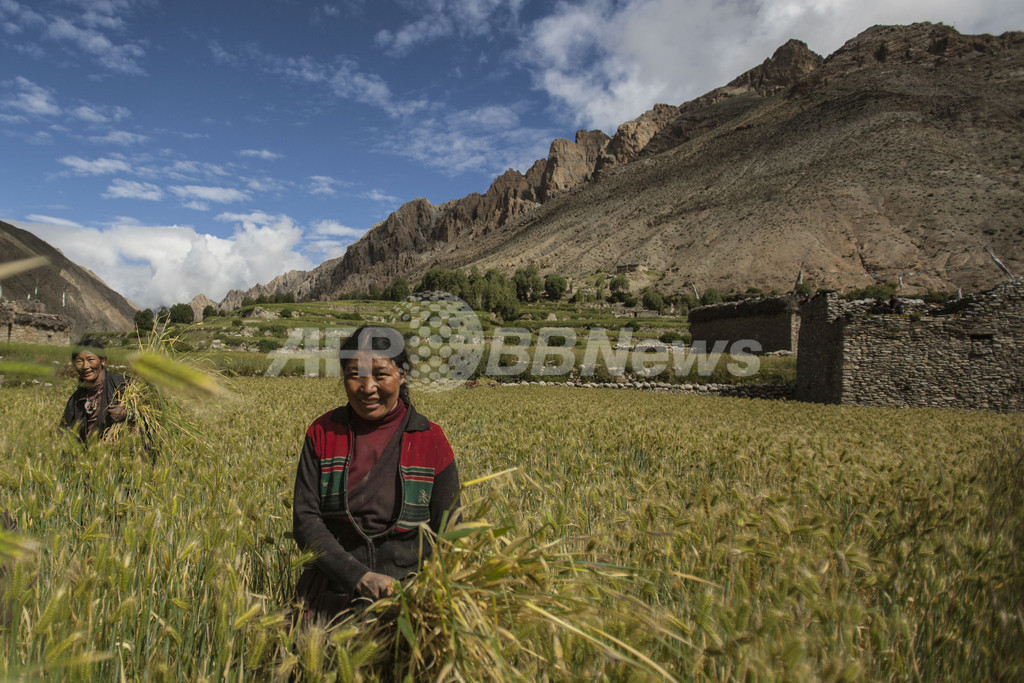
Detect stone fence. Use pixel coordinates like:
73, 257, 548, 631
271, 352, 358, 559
689, 296, 801, 353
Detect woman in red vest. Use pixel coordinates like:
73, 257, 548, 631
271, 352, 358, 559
292, 325, 460, 622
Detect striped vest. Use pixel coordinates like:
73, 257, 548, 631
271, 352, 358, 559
312, 404, 453, 534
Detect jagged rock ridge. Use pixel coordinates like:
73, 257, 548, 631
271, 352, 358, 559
221, 23, 1024, 305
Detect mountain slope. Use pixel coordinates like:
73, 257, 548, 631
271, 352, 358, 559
222, 22, 1024, 307
0, 220, 137, 337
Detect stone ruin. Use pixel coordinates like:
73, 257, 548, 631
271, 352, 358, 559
0, 300, 71, 346
796, 279, 1023, 411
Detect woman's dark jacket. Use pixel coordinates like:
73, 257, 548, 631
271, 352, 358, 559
60, 372, 127, 442
292, 402, 459, 616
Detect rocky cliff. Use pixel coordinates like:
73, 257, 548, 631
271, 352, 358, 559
221, 22, 1024, 305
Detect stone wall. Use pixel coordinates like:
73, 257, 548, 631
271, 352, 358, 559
794, 294, 844, 403
796, 279, 1024, 411
1, 301, 71, 346
689, 296, 801, 353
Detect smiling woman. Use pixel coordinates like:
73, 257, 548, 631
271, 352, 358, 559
291, 325, 461, 624
60, 338, 131, 441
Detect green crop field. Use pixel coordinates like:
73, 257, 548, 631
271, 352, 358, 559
1, 376, 1022, 680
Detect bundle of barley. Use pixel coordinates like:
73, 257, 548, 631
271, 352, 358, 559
327, 473, 695, 682
105, 331, 227, 453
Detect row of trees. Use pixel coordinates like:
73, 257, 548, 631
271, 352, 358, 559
135, 267, 825, 332
133, 303, 196, 331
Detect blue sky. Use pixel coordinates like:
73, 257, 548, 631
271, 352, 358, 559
2, 0, 1021, 309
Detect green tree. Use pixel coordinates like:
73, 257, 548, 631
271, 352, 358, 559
168, 303, 195, 324
202, 304, 217, 320
382, 278, 411, 301
641, 287, 665, 312
795, 282, 815, 297
417, 268, 468, 298
700, 288, 722, 306
608, 274, 631, 303
512, 263, 543, 302
544, 274, 568, 301
134, 308, 154, 332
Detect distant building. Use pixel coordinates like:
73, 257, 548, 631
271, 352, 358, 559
615, 264, 641, 274
796, 279, 1023, 411
688, 295, 801, 353
0, 300, 71, 345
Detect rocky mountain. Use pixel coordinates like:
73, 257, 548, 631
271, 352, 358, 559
0, 220, 137, 337
220, 22, 1024, 306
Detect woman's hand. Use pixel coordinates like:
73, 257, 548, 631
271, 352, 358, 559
108, 405, 128, 423
355, 571, 398, 600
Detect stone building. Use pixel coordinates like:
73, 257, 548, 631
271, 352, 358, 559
0, 300, 71, 345
688, 295, 801, 353
795, 279, 1023, 411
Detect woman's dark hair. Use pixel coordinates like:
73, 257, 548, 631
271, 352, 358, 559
72, 338, 106, 360
339, 325, 412, 403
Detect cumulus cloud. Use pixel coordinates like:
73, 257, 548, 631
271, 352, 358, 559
58, 154, 130, 174
103, 178, 163, 200
520, 0, 1024, 133
19, 213, 314, 309
239, 148, 282, 160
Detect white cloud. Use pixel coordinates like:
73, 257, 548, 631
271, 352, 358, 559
377, 105, 553, 176
245, 176, 288, 193
361, 189, 400, 203
208, 40, 238, 65
375, 0, 526, 55
1, 76, 60, 116
17, 213, 314, 309
240, 47, 428, 119
0, 0, 45, 34
167, 185, 250, 211
521, 0, 1024, 133
304, 238, 349, 261
103, 178, 163, 200
25, 213, 83, 228
88, 129, 148, 145
307, 175, 341, 196
45, 15, 146, 75
59, 154, 130, 174
158, 159, 229, 181
239, 148, 282, 160
70, 103, 130, 123
310, 219, 366, 240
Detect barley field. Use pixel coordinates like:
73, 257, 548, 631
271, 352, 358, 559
1, 376, 1022, 681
